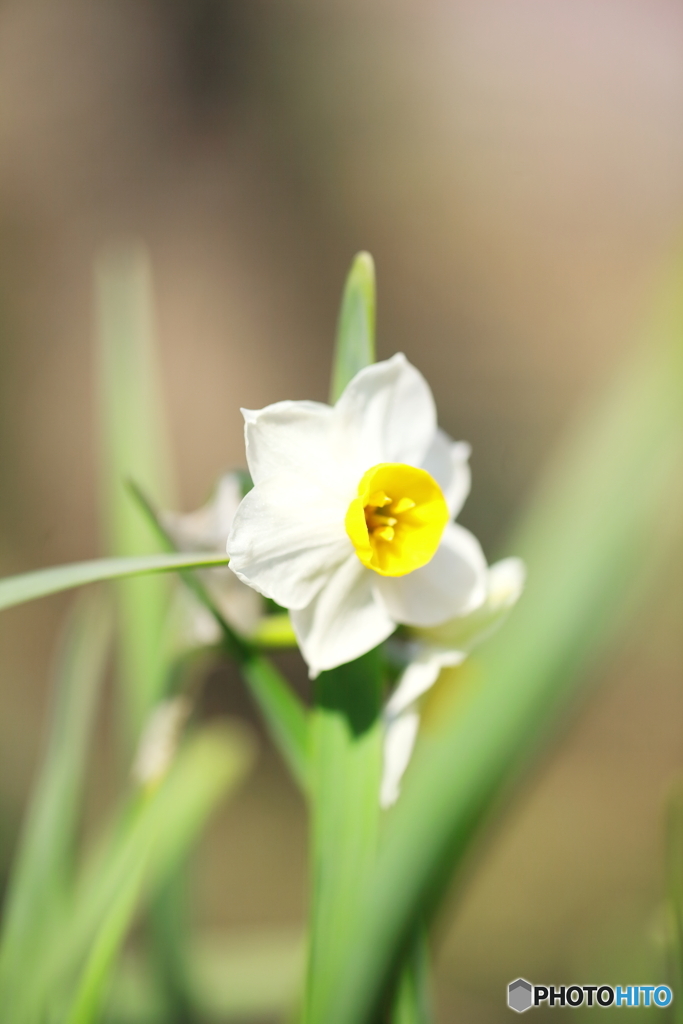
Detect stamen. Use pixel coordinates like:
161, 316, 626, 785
389, 497, 416, 514
366, 513, 397, 530
345, 462, 448, 577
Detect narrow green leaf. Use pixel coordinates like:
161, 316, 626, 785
241, 656, 310, 793
391, 928, 434, 1024
304, 650, 384, 1023
0, 595, 112, 1015
107, 927, 305, 1023
96, 243, 177, 737
26, 723, 255, 1024
0, 552, 231, 612
319, 310, 683, 1022
329, 252, 376, 402
66, 857, 147, 1024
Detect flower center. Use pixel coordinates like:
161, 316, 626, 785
345, 463, 449, 577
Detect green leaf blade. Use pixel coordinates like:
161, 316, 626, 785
0, 595, 113, 1016
329, 252, 376, 402
305, 649, 384, 1023
33, 723, 255, 1024
96, 243, 178, 736
0, 552, 231, 612
241, 656, 310, 794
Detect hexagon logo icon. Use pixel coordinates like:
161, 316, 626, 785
508, 979, 533, 1013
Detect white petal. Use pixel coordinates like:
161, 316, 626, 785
227, 475, 350, 609
487, 557, 526, 610
375, 522, 488, 627
332, 353, 437, 472
380, 710, 420, 808
413, 556, 526, 651
243, 400, 345, 490
385, 648, 465, 718
421, 430, 472, 517
290, 555, 396, 677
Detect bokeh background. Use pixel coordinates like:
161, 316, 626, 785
0, 1, 682, 1019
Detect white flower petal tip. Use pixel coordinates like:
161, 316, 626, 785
332, 353, 438, 469
228, 353, 490, 674
487, 557, 526, 610
385, 649, 466, 719
422, 430, 472, 518
380, 710, 421, 808
132, 697, 190, 787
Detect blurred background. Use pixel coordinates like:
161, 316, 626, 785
0, 0, 682, 1019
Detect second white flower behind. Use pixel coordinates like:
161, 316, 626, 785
227, 354, 489, 676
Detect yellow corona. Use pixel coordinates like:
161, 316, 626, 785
345, 463, 449, 576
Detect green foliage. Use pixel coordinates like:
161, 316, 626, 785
242, 656, 311, 793
96, 244, 177, 740
0, 552, 231, 611
391, 929, 433, 1024
107, 927, 305, 1022
329, 252, 376, 403
313, 308, 683, 1023
63, 724, 254, 1024
0, 596, 112, 1020
10, 724, 253, 1024
306, 652, 384, 1022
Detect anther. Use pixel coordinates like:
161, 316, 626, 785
389, 497, 416, 514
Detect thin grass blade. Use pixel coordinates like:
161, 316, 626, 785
329, 252, 376, 402
0, 595, 112, 1016
0, 552, 231, 612
242, 656, 310, 793
391, 928, 433, 1024
305, 651, 384, 1022
26, 723, 254, 1024
107, 927, 305, 1023
96, 243, 177, 738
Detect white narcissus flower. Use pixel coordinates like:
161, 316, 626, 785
227, 353, 489, 676
380, 557, 526, 807
161, 473, 264, 643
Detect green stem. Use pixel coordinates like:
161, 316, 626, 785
391, 926, 434, 1024
304, 650, 384, 1024
149, 871, 196, 1023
